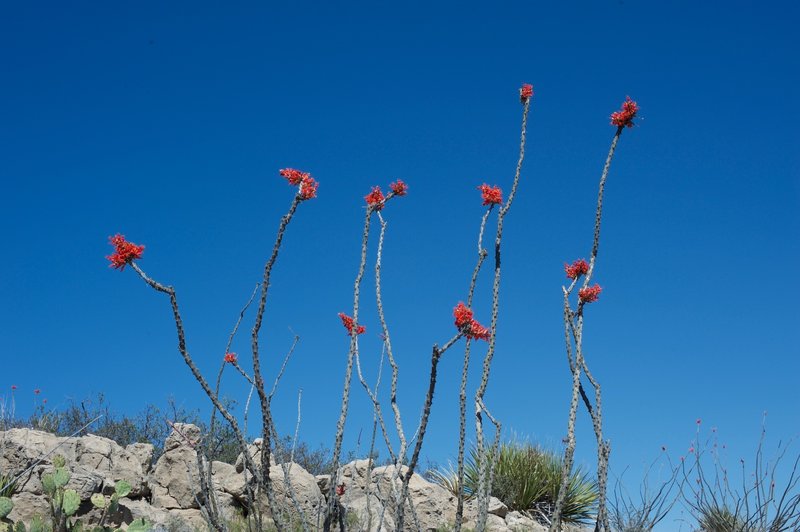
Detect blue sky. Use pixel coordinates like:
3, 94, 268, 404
1, 2, 798, 528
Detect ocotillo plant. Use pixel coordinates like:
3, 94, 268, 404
550, 97, 639, 532
471, 83, 533, 532
107, 169, 319, 532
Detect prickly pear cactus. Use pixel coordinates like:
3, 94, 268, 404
125, 519, 151, 532
0, 496, 13, 519
52, 468, 70, 490
52, 456, 66, 469
61, 489, 80, 517
90, 493, 106, 509
113, 480, 130, 499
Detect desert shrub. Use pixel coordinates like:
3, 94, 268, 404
682, 421, 800, 532
430, 439, 598, 524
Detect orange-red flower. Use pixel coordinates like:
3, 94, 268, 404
299, 176, 318, 200
478, 184, 503, 206
107, 234, 144, 270
279, 168, 309, 186
338, 313, 365, 336
453, 302, 490, 341
519, 83, 533, 102
365, 186, 385, 210
610, 97, 639, 128
453, 302, 473, 328
224, 352, 237, 364
578, 284, 602, 303
565, 259, 590, 280
390, 180, 408, 197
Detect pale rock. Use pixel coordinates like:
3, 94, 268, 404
370, 464, 458, 531
505, 510, 547, 531
7, 492, 50, 524
125, 443, 155, 473
149, 425, 202, 509
255, 462, 325, 527
342, 494, 395, 531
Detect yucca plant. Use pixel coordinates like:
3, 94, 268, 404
696, 505, 746, 531
431, 439, 599, 524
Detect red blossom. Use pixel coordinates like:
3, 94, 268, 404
453, 302, 473, 328
565, 259, 590, 280
610, 96, 639, 128
389, 180, 408, 197
106, 234, 145, 270
224, 352, 237, 364
365, 186, 385, 210
34, 389, 41, 395
519, 83, 533, 102
299, 176, 318, 200
467, 319, 490, 341
453, 303, 489, 341
578, 284, 602, 304
279, 168, 309, 186
11, 385, 17, 391
336, 483, 346, 497
338, 312, 365, 336
478, 184, 503, 206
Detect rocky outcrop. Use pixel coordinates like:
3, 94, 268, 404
0, 427, 588, 531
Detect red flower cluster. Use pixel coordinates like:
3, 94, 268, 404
453, 302, 490, 341
11, 385, 17, 391
610, 97, 639, 128
390, 180, 408, 197
565, 259, 590, 280
478, 184, 503, 206
279, 168, 318, 201
279, 168, 308, 186
338, 312, 366, 336
299, 176, 318, 200
34, 388, 41, 395
224, 352, 237, 364
107, 234, 144, 270
336, 483, 346, 497
365, 186, 385, 210
519, 83, 534, 102
578, 284, 602, 303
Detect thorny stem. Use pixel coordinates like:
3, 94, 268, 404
130, 262, 264, 529
475, 96, 530, 531
325, 206, 373, 531
375, 211, 405, 465
355, 345, 397, 463
395, 333, 464, 531
249, 195, 304, 532
200, 282, 260, 532
551, 126, 623, 532
455, 206, 492, 532
269, 335, 301, 401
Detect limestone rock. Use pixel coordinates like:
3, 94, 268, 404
505, 510, 547, 531
149, 425, 202, 509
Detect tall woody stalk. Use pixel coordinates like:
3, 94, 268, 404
110, 169, 318, 532
325, 186, 402, 530
454, 205, 492, 532
550, 97, 638, 532
474, 84, 532, 531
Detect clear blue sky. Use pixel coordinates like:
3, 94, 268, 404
2, 2, 798, 528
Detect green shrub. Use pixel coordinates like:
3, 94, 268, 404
431, 439, 599, 524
